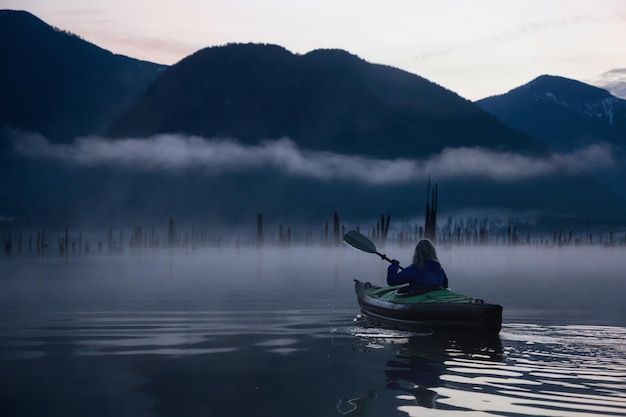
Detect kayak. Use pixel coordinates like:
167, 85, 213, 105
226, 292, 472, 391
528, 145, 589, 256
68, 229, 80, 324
354, 280, 503, 334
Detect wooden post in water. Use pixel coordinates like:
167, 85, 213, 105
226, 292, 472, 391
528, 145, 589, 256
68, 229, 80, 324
4, 231, 11, 257
333, 211, 340, 245
324, 222, 329, 245
168, 217, 175, 248
374, 214, 390, 244
108, 226, 113, 254
257, 213, 264, 248
424, 179, 438, 243
118, 229, 124, 252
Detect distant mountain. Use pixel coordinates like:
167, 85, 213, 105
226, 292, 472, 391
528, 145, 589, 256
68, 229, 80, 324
108, 43, 546, 158
1, 18, 624, 230
589, 69, 626, 100
476, 75, 626, 152
476, 75, 626, 201
0, 10, 166, 143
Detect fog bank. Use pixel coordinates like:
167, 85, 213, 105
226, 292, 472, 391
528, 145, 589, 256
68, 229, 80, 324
13, 132, 617, 184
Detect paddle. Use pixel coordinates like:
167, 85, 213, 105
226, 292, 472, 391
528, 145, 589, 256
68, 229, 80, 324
343, 230, 403, 270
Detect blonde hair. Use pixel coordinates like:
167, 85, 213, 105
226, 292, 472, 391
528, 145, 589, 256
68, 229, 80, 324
412, 238, 439, 268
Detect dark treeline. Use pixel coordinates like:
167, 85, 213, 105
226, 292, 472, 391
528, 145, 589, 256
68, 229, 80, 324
1, 217, 222, 259
0, 181, 622, 259
2, 211, 626, 260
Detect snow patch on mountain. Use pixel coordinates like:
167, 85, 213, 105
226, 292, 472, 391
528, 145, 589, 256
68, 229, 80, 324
601, 98, 616, 125
535, 92, 619, 125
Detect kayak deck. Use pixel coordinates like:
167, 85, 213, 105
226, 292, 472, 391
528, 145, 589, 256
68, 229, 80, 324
364, 285, 486, 304
354, 280, 503, 334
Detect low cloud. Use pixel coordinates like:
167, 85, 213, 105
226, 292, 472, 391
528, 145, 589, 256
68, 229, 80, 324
13, 132, 616, 185
588, 68, 626, 100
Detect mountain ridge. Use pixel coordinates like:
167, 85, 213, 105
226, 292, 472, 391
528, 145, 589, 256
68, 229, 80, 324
476, 74, 626, 201
476, 74, 626, 152
1, 11, 625, 229
589, 68, 626, 100
0, 9, 166, 143
107, 42, 547, 159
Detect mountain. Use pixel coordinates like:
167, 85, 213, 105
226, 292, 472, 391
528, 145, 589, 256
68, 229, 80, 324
0, 9, 166, 143
1, 16, 624, 230
589, 69, 626, 100
476, 75, 626, 201
108, 43, 546, 158
475, 75, 626, 152
103, 47, 626, 229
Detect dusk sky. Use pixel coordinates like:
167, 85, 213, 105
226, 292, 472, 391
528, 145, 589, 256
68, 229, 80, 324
1, 0, 625, 100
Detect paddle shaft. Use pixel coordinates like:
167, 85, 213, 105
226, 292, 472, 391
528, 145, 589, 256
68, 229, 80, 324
376, 252, 404, 270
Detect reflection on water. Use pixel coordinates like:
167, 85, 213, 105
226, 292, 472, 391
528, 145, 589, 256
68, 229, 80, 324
346, 329, 503, 412
2, 309, 626, 416
345, 325, 626, 416
1, 247, 626, 416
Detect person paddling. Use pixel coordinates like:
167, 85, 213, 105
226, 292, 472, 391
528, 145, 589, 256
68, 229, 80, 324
387, 238, 448, 295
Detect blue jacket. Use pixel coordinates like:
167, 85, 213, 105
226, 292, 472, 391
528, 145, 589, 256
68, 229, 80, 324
387, 260, 448, 294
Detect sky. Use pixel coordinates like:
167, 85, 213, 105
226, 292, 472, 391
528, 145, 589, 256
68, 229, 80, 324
1, 0, 625, 101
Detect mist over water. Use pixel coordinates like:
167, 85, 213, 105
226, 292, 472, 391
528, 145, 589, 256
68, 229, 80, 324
441, 244, 626, 326
4, 243, 623, 324
1, 244, 625, 416
13, 132, 617, 182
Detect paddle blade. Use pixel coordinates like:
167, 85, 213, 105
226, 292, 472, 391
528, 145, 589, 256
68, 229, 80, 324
343, 230, 377, 253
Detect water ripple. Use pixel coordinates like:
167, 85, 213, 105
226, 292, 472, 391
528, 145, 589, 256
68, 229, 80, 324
0, 309, 355, 359
394, 324, 626, 416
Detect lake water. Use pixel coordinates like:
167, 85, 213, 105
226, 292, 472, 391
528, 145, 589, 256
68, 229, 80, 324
1, 244, 625, 416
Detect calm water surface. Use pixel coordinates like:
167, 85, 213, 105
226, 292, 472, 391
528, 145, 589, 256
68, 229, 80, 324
1, 245, 625, 416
